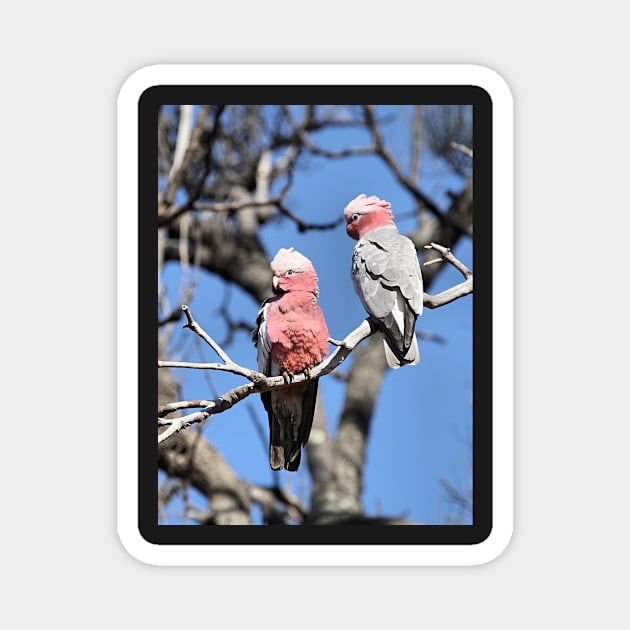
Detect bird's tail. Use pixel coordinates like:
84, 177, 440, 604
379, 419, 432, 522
268, 381, 318, 471
383, 335, 420, 369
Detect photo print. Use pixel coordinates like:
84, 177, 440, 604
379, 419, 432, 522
117, 64, 513, 565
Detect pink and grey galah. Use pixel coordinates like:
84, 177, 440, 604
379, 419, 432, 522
344, 193, 424, 369
252, 247, 330, 471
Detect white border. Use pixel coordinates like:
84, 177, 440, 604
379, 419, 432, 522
117, 64, 513, 566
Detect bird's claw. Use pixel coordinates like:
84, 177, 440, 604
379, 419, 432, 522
281, 367, 313, 383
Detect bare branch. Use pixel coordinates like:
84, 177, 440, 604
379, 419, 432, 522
181, 304, 232, 364
158, 105, 226, 226
422, 242, 473, 308
157, 243, 472, 443
157, 383, 255, 443
276, 201, 345, 232
364, 105, 441, 217
426, 241, 472, 276
450, 141, 473, 158
248, 484, 308, 525
410, 105, 423, 182
183, 196, 343, 233
281, 104, 376, 159
158, 400, 215, 418
191, 197, 284, 214
160, 105, 212, 211
167, 105, 194, 185
364, 105, 472, 237
157, 319, 374, 443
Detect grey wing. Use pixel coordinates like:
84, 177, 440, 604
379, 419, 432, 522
352, 231, 423, 357
253, 300, 283, 468
352, 232, 423, 318
253, 301, 274, 374
352, 242, 395, 319
387, 235, 423, 317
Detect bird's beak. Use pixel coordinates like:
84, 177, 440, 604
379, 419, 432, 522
272, 275, 279, 292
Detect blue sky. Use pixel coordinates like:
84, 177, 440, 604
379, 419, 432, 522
158, 106, 472, 525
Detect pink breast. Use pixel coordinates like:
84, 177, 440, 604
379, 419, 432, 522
267, 294, 329, 373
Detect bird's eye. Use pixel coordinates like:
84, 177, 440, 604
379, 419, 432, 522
352, 213, 360, 222
286, 269, 294, 275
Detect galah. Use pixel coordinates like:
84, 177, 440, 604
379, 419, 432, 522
252, 247, 330, 471
343, 193, 424, 369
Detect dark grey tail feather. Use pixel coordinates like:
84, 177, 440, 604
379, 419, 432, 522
265, 380, 319, 471
285, 449, 301, 472
293, 379, 318, 457
373, 312, 417, 364
383, 336, 419, 369
268, 408, 290, 471
269, 443, 285, 471
264, 391, 285, 470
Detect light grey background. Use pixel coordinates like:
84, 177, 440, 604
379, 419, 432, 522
3, 2, 626, 627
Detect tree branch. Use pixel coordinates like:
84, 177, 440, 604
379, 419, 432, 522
157, 318, 375, 444
422, 242, 473, 308
156, 242, 472, 443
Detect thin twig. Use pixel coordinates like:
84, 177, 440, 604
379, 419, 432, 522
450, 141, 473, 158
182, 304, 232, 364
422, 242, 473, 308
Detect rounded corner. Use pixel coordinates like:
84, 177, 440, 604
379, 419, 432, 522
116, 521, 162, 567
464, 64, 514, 107
117, 64, 165, 107
469, 521, 514, 566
